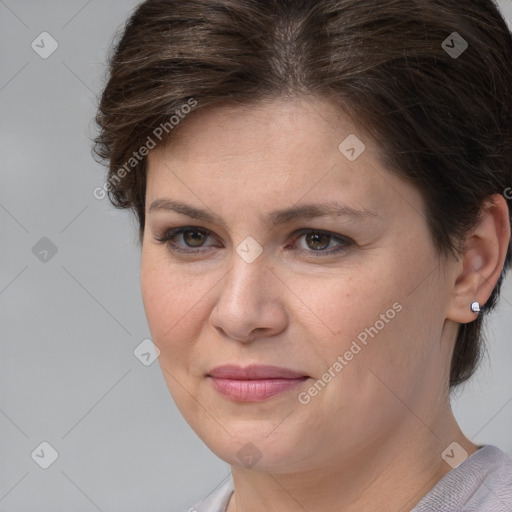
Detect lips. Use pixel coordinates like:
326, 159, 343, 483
207, 365, 310, 402
207, 364, 308, 380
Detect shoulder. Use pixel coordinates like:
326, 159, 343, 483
183, 473, 234, 512
412, 445, 512, 512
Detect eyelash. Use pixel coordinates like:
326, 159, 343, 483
154, 226, 353, 258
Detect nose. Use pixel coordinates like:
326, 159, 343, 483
210, 256, 288, 343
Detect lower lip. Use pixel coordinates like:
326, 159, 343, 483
209, 377, 309, 402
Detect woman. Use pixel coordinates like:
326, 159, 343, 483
93, 0, 512, 510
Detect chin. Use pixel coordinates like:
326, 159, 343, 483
194, 421, 311, 472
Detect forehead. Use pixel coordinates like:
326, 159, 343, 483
145, 95, 421, 221
150, 96, 357, 170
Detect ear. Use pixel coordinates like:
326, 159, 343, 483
446, 194, 510, 323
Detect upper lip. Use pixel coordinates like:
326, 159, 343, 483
207, 364, 308, 380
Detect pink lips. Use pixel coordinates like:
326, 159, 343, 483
207, 364, 309, 402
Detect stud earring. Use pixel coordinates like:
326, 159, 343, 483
470, 301, 483, 313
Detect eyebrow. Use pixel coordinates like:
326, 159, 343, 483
148, 199, 382, 230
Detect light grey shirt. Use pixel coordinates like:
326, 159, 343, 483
186, 445, 512, 512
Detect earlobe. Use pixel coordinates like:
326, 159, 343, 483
446, 194, 510, 324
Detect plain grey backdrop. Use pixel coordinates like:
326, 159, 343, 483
1, 1, 511, 511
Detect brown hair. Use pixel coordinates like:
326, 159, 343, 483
93, 0, 512, 388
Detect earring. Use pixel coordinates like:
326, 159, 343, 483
470, 301, 482, 313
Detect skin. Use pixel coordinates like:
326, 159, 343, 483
140, 95, 510, 512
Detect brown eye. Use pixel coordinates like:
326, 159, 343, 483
154, 226, 217, 255
304, 232, 331, 251
182, 228, 208, 247
155, 226, 352, 258
290, 229, 353, 257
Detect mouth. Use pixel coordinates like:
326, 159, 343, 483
207, 364, 310, 402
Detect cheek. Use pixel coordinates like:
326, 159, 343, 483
290, 263, 402, 351
297, 251, 434, 384
140, 257, 210, 415
140, 255, 208, 357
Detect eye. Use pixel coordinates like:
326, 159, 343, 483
154, 227, 218, 255
287, 228, 353, 257
153, 226, 353, 258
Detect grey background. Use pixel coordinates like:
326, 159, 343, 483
0, 1, 511, 511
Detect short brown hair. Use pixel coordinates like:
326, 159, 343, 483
93, 0, 512, 388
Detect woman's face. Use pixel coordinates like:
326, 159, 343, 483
141, 96, 455, 472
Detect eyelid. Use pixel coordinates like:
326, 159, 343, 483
289, 227, 352, 244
